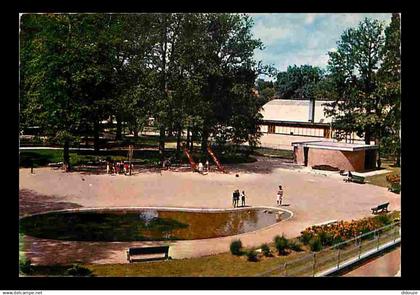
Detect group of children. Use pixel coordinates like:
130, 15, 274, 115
232, 189, 246, 208
106, 161, 133, 175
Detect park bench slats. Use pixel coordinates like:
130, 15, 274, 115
371, 202, 389, 214
126, 245, 170, 263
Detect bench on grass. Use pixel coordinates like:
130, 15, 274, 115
371, 202, 389, 214
344, 174, 365, 184
126, 245, 170, 263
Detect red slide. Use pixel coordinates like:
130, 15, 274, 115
207, 146, 227, 173
183, 147, 197, 171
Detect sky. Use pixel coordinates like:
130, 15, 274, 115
248, 13, 392, 80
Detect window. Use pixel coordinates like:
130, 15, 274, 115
268, 125, 275, 134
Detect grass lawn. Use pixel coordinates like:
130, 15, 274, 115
253, 147, 294, 159
365, 158, 400, 189
19, 149, 161, 168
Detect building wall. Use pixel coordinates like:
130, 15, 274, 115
308, 148, 365, 172
260, 133, 330, 150
260, 99, 332, 123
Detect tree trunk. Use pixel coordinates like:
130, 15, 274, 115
364, 126, 371, 145
159, 125, 166, 166
201, 127, 209, 160
116, 114, 122, 140
176, 125, 182, 160
186, 127, 190, 150
93, 120, 100, 154
63, 139, 70, 171
375, 138, 382, 169
190, 128, 194, 152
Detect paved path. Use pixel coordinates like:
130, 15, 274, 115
19, 157, 400, 265
343, 247, 401, 277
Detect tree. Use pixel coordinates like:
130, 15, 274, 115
377, 13, 401, 166
275, 65, 323, 99
20, 14, 87, 169
324, 17, 401, 168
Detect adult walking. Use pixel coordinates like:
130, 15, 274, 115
241, 191, 246, 207
277, 185, 283, 206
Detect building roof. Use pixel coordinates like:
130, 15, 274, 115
291, 140, 378, 151
260, 99, 331, 123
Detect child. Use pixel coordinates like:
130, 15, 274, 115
277, 186, 283, 206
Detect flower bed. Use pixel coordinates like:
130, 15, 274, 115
300, 212, 400, 247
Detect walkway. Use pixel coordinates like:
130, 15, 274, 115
19, 157, 400, 265
342, 247, 401, 277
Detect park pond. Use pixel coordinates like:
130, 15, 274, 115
19, 207, 291, 242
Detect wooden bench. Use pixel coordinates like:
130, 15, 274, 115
344, 174, 365, 184
126, 245, 170, 263
371, 202, 389, 214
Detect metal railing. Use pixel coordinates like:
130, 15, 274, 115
257, 221, 400, 277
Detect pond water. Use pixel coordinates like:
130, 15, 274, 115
19, 208, 291, 242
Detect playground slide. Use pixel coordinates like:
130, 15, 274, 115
207, 146, 226, 173
183, 147, 197, 171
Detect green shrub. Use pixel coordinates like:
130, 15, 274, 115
300, 231, 313, 245
274, 235, 289, 255
288, 240, 303, 252
375, 214, 393, 226
260, 243, 272, 257
230, 239, 243, 256
309, 237, 322, 252
318, 230, 334, 246
246, 249, 259, 262
19, 258, 32, 275
65, 264, 92, 277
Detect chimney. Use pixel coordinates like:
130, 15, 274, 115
308, 98, 315, 123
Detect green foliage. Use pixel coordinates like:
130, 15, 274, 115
19, 258, 33, 275
300, 231, 314, 245
246, 249, 259, 262
288, 240, 303, 252
274, 235, 289, 255
230, 239, 243, 256
309, 237, 322, 252
260, 243, 272, 257
318, 230, 334, 246
275, 65, 323, 99
65, 264, 93, 277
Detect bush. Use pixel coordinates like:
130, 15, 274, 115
260, 243, 272, 257
300, 231, 313, 245
246, 249, 259, 262
230, 239, 243, 256
274, 235, 289, 255
309, 237, 322, 252
318, 230, 334, 246
375, 214, 393, 226
288, 240, 303, 252
19, 258, 32, 275
65, 264, 92, 277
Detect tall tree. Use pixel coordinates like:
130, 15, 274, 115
377, 13, 401, 166
275, 65, 323, 99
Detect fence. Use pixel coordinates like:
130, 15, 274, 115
257, 221, 400, 277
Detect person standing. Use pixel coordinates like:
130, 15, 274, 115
241, 191, 246, 207
106, 161, 110, 174
232, 190, 236, 208
277, 186, 283, 206
205, 160, 210, 172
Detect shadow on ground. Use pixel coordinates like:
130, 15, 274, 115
226, 156, 302, 175
19, 189, 83, 217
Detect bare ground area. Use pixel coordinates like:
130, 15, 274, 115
19, 157, 400, 265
